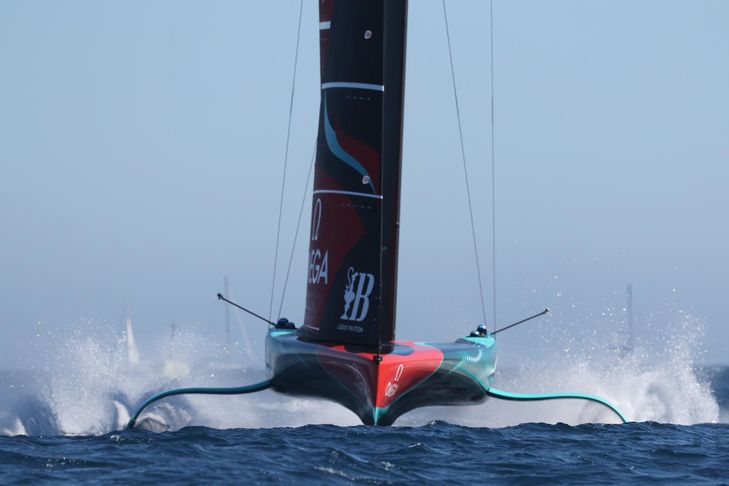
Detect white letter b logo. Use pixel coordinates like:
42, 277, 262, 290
341, 268, 375, 322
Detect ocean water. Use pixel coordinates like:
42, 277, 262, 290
1, 321, 728, 484
1, 421, 728, 484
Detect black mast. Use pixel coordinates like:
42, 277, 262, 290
302, 0, 409, 348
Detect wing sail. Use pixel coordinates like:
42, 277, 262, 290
303, 0, 407, 347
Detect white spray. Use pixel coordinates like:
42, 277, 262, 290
0, 308, 721, 436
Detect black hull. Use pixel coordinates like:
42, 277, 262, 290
265, 329, 496, 425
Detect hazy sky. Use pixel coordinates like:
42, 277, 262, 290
1, 0, 727, 369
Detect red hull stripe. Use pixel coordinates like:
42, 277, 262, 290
328, 341, 444, 409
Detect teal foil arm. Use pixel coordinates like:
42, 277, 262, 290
126, 380, 272, 429
486, 387, 627, 424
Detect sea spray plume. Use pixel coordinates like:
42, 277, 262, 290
43, 322, 242, 434
622, 309, 718, 423
395, 306, 718, 427
0, 417, 27, 436
46, 323, 145, 435
11, 320, 358, 435
0, 388, 59, 437
513, 304, 719, 425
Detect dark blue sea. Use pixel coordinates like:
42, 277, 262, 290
1, 421, 728, 484
1, 327, 728, 484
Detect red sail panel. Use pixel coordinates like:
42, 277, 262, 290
303, 0, 408, 347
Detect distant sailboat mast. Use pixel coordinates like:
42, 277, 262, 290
626, 284, 635, 353
124, 302, 141, 365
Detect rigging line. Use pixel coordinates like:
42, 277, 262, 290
277, 142, 317, 320
442, 0, 488, 325
268, 0, 305, 322
490, 0, 498, 331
